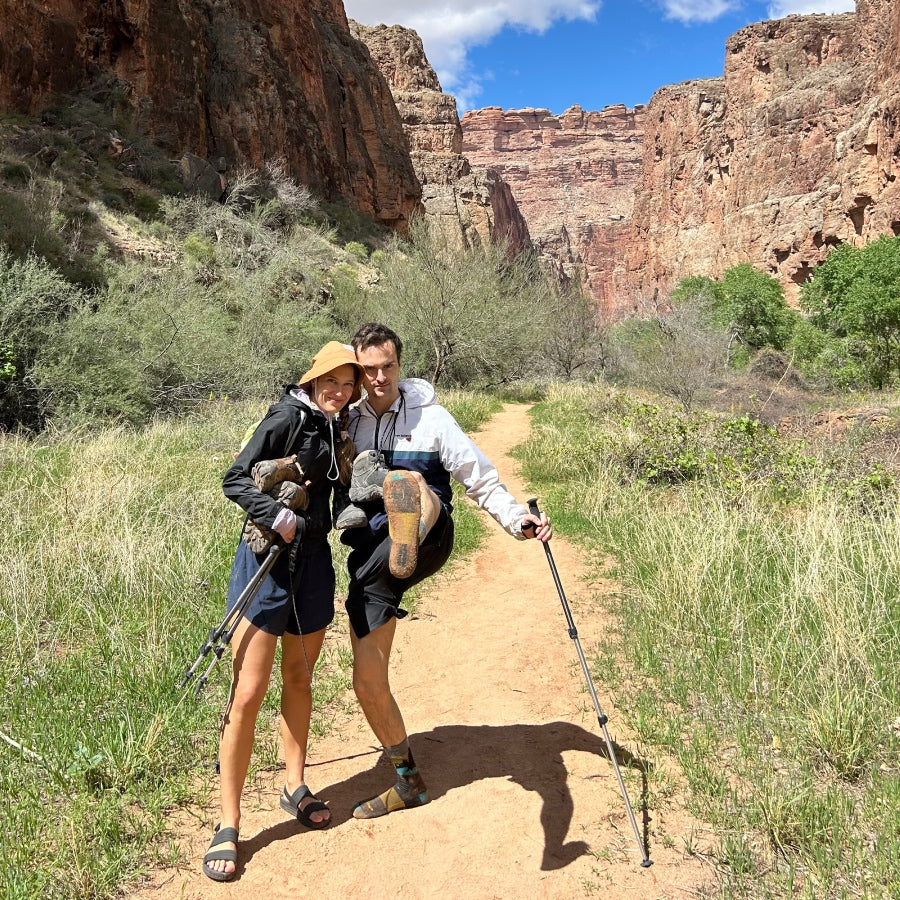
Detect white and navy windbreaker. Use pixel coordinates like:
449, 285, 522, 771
347, 378, 530, 539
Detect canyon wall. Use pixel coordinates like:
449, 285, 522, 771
351, 21, 529, 253
0, 0, 420, 228
627, 9, 882, 306
463, 1, 900, 313
461, 104, 645, 315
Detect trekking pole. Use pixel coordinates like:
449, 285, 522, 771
179, 541, 284, 697
526, 498, 652, 868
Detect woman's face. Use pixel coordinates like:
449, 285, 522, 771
313, 364, 358, 415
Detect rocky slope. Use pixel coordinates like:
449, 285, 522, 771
0, 0, 420, 229
3, 0, 899, 312
351, 21, 529, 253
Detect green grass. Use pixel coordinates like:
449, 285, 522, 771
516, 382, 900, 898
0, 390, 497, 898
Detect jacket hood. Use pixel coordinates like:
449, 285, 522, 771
275, 386, 328, 421
398, 378, 437, 409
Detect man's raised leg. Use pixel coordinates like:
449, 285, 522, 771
383, 470, 442, 579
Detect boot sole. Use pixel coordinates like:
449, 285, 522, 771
384, 472, 421, 579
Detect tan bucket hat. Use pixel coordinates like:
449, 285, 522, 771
298, 341, 364, 405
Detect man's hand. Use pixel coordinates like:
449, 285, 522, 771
521, 513, 552, 542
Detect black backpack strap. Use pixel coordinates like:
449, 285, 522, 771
284, 407, 308, 457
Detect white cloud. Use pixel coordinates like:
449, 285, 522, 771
656, 0, 854, 23
766, 1, 855, 15
344, 1, 599, 107
658, 1, 738, 22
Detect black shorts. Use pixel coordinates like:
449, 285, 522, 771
345, 506, 454, 638
226, 537, 335, 636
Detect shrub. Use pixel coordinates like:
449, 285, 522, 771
611, 304, 728, 410
344, 241, 368, 261
802, 235, 900, 388
0, 249, 85, 429
370, 217, 554, 387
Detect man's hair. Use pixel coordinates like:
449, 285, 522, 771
351, 322, 403, 362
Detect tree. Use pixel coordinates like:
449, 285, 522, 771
540, 283, 609, 379
669, 265, 797, 365
372, 217, 551, 386
613, 304, 728, 411
669, 275, 723, 310
801, 236, 900, 387
0, 249, 85, 429
718, 263, 796, 352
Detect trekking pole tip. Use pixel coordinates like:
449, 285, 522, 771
641, 858, 653, 868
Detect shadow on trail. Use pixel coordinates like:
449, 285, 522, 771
242, 721, 652, 874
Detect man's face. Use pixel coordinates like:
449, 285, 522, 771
356, 340, 401, 412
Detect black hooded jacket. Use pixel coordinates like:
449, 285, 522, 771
222, 387, 342, 542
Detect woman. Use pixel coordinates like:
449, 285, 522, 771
203, 341, 363, 882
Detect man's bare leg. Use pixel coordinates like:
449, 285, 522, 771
350, 618, 428, 817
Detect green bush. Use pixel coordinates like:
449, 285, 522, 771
0, 250, 86, 429
1, 161, 31, 185
670, 264, 798, 355
802, 235, 900, 388
344, 240, 368, 261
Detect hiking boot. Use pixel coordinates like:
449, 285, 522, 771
243, 519, 277, 554
335, 502, 368, 530
348, 450, 390, 503
243, 480, 309, 553
269, 479, 309, 511
252, 455, 304, 493
383, 471, 421, 579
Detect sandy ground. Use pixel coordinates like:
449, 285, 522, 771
126, 403, 715, 899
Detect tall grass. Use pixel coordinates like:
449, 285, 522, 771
0, 390, 495, 899
518, 383, 900, 898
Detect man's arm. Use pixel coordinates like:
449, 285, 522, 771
436, 409, 550, 540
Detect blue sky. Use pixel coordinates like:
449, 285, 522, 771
344, 0, 856, 113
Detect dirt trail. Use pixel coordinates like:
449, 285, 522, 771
128, 403, 714, 899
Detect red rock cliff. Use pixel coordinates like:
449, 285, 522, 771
351, 21, 529, 253
463, 1, 900, 313
627, 9, 885, 305
461, 104, 645, 315
0, 0, 420, 228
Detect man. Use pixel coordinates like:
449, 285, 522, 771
342, 322, 552, 819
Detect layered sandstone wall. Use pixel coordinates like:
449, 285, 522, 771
0, 0, 420, 228
627, 11, 877, 304
463, 2, 900, 313
351, 21, 529, 252
461, 104, 645, 314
